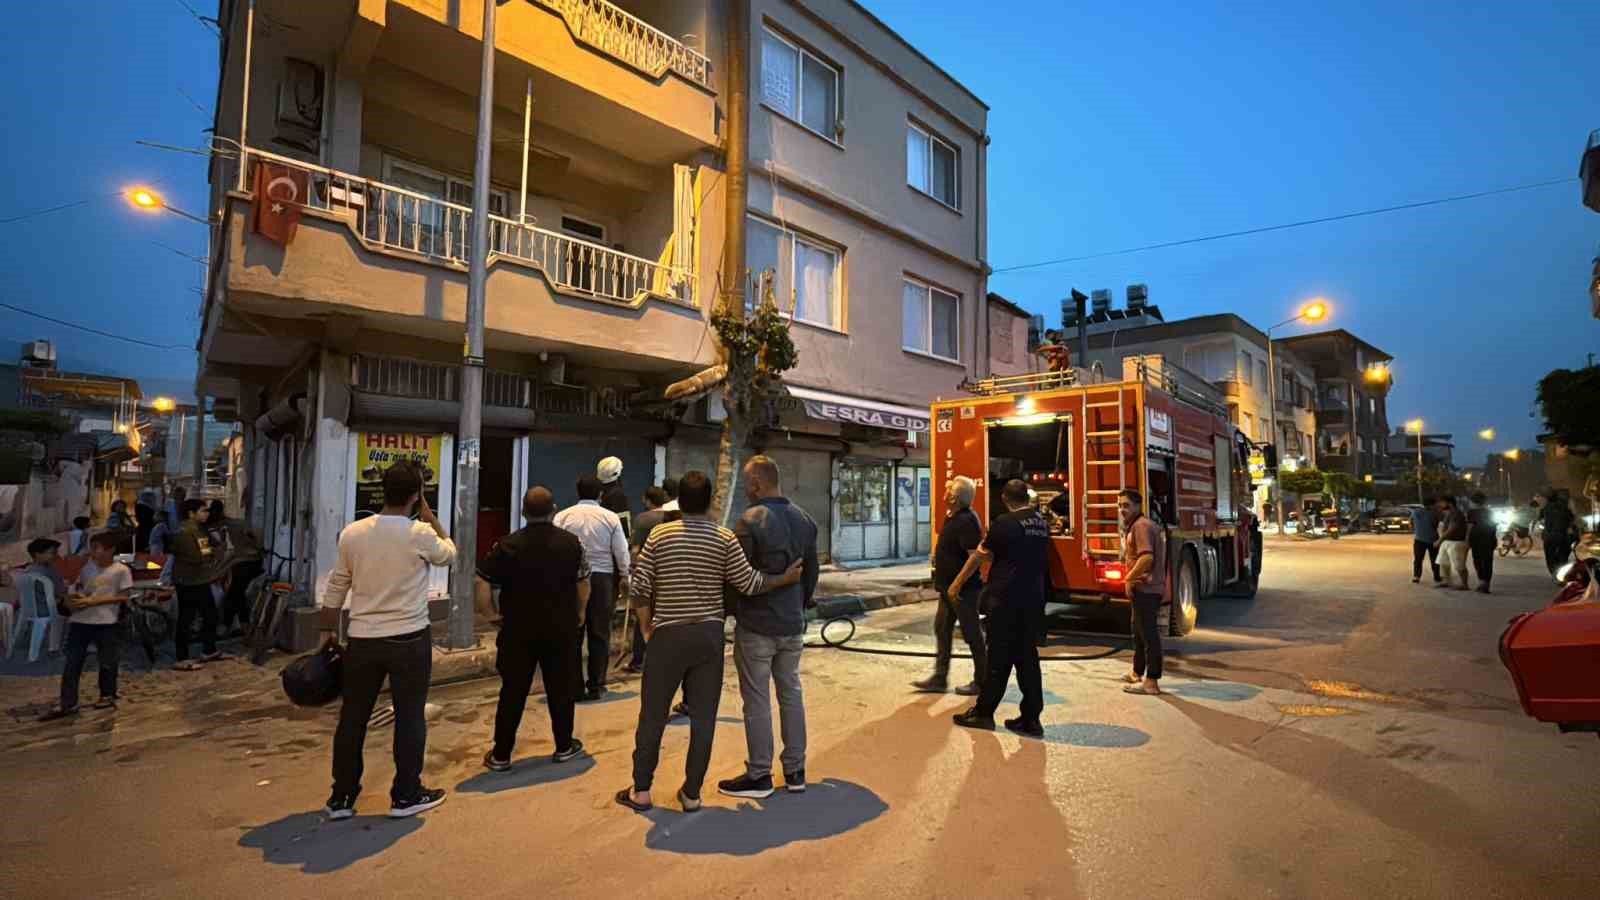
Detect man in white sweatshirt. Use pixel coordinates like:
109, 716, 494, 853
320, 462, 457, 820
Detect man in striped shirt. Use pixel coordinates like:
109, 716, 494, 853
616, 470, 803, 813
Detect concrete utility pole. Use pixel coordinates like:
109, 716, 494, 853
449, 0, 498, 650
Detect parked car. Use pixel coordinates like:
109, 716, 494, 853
1370, 507, 1413, 534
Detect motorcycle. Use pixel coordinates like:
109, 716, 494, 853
1498, 522, 1533, 557
1499, 558, 1600, 739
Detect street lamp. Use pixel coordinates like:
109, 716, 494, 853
1502, 447, 1521, 500
125, 186, 212, 225
1478, 428, 1496, 442
1406, 419, 1425, 505
151, 396, 176, 413
1265, 299, 1330, 533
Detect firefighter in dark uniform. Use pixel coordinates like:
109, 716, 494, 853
949, 478, 1051, 737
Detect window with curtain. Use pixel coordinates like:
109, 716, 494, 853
907, 123, 959, 208
1240, 350, 1253, 384
762, 28, 838, 141
744, 215, 839, 328
903, 279, 960, 361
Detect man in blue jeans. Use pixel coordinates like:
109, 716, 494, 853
718, 455, 820, 799
320, 462, 457, 820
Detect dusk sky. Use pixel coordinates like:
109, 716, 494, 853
3, 2, 1597, 466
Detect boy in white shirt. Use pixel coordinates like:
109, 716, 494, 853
41, 532, 133, 720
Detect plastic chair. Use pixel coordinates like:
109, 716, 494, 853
9, 572, 65, 662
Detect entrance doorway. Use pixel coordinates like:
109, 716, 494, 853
479, 436, 515, 561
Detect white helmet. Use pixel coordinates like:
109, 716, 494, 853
597, 456, 623, 484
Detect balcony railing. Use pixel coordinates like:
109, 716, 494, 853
234, 147, 692, 307
352, 355, 533, 408
534, 0, 712, 88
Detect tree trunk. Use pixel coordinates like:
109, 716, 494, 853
712, 405, 749, 526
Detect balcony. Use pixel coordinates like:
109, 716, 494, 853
377, 0, 718, 160
238, 147, 691, 308
531, 0, 710, 88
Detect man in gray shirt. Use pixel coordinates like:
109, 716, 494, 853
718, 455, 820, 800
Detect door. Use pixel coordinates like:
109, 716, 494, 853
835, 460, 892, 562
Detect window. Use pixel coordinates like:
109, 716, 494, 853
558, 215, 607, 292
1239, 351, 1254, 384
746, 215, 840, 328
1257, 360, 1268, 389
838, 463, 890, 524
379, 157, 509, 258
1242, 411, 1254, 434
907, 123, 959, 208
903, 279, 960, 361
761, 29, 838, 141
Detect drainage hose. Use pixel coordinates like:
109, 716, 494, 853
807, 616, 1128, 662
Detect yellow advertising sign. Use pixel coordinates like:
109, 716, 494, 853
354, 432, 443, 513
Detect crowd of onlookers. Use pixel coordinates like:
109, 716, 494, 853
2, 486, 264, 721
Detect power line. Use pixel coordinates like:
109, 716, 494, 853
0, 197, 100, 226
991, 176, 1576, 275
173, 0, 220, 34
0, 302, 192, 351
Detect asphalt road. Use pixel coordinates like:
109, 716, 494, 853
2, 534, 1594, 898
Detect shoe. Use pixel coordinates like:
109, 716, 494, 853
951, 708, 996, 731
671, 702, 690, 718
482, 750, 511, 773
678, 788, 702, 812
202, 650, 232, 662
1433, 582, 1451, 589
582, 687, 605, 702
552, 739, 585, 763
1411, 577, 1420, 584
389, 788, 446, 818
718, 773, 775, 799
1477, 585, 1492, 594
324, 792, 357, 820
93, 696, 118, 711
783, 769, 806, 793
953, 682, 981, 696
1004, 717, 1045, 738
39, 706, 78, 722
911, 675, 948, 693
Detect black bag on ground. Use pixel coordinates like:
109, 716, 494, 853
281, 643, 343, 707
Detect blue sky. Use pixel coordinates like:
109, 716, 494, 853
3, 2, 1597, 465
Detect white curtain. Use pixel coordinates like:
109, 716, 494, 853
795, 242, 835, 326
761, 34, 797, 117
906, 129, 929, 193
902, 282, 928, 351
931, 289, 959, 359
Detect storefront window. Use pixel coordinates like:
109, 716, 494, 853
838, 463, 890, 524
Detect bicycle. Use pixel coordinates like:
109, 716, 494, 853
245, 552, 296, 665
123, 586, 174, 668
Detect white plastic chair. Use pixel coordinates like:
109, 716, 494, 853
9, 572, 65, 662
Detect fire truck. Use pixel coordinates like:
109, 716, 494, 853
930, 357, 1259, 635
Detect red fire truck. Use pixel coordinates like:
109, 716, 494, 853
930, 359, 1259, 635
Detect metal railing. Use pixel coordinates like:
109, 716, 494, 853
237, 147, 692, 307
353, 355, 532, 409
533, 0, 712, 88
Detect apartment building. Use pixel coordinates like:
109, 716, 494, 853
1274, 330, 1394, 481
194, 0, 992, 589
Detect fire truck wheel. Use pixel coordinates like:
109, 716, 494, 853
1170, 550, 1200, 637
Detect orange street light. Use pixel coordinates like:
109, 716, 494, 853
125, 186, 211, 225
1301, 299, 1328, 322
151, 396, 176, 413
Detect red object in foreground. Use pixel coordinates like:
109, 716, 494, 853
1500, 573, 1600, 737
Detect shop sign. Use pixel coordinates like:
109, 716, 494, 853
355, 432, 443, 514
803, 399, 929, 432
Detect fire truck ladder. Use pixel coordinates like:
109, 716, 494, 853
1081, 385, 1132, 559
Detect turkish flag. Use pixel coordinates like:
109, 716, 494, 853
251, 162, 308, 246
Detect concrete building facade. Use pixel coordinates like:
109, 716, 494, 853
194, 0, 996, 595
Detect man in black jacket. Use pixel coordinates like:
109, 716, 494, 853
717, 455, 820, 800
476, 486, 591, 769
913, 476, 987, 695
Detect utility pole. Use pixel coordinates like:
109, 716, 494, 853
193, 395, 206, 496
449, 0, 497, 651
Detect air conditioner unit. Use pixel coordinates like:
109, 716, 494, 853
1090, 289, 1112, 314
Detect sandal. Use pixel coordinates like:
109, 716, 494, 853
678, 789, 701, 812
174, 660, 204, 672
1120, 673, 1142, 684
615, 788, 652, 812
1123, 683, 1163, 696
